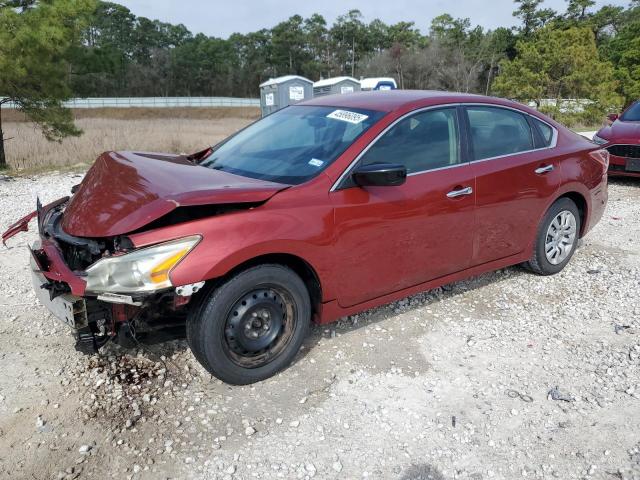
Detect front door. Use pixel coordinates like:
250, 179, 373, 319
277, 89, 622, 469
330, 107, 476, 307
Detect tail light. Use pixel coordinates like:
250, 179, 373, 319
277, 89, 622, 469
589, 149, 609, 174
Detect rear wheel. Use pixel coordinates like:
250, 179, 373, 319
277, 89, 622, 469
526, 197, 581, 275
186, 264, 311, 385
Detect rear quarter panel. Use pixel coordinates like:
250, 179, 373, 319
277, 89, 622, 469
554, 132, 608, 237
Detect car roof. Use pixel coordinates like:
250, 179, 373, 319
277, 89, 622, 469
299, 90, 528, 114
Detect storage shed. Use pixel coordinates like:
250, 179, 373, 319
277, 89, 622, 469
259, 75, 313, 117
313, 77, 361, 97
360, 77, 398, 91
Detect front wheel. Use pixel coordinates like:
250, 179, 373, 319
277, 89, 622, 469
526, 197, 581, 275
186, 265, 311, 385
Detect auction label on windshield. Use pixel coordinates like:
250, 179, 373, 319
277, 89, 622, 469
327, 109, 368, 124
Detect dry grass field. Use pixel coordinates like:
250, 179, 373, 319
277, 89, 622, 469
2, 107, 259, 171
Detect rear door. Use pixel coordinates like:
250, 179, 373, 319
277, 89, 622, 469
464, 105, 561, 265
330, 106, 476, 307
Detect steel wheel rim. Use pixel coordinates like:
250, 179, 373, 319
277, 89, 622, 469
222, 286, 296, 368
544, 210, 577, 265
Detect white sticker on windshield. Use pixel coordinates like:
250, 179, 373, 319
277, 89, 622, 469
327, 109, 369, 124
308, 158, 324, 167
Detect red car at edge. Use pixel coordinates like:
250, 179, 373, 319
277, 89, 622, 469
2, 91, 609, 384
593, 100, 640, 177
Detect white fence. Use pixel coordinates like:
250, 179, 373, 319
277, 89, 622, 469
1, 96, 260, 109
527, 98, 593, 113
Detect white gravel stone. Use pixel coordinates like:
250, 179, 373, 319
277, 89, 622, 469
1, 173, 640, 480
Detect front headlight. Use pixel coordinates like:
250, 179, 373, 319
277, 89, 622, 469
85, 236, 201, 294
592, 134, 609, 145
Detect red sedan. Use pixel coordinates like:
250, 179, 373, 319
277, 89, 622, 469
3, 91, 609, 384
593, 100, 640, 177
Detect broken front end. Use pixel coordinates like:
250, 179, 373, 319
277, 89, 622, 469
4, 198, 204, 354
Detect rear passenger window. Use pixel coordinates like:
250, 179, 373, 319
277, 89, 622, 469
532, 117, 554, 146
466, 107, 534, 160
360, 108, 460, 174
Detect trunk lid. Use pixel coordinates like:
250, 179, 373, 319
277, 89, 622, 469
62, 151, 288, 237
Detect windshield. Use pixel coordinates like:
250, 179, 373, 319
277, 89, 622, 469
620, 101, 640, 122
200, 105, 385, 184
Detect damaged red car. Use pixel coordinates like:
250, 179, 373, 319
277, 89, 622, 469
3, 91, 609, 384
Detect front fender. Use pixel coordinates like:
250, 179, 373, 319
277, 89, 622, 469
128, 199, 337, 301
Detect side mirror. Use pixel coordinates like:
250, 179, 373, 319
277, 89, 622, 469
352, 163, 407, 187
607, 113, 619, 122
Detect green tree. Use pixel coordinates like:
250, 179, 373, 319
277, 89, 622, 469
566, 0, 595, 21
513, 0, 557, 36
604, 11, 640, 105
330, 10, 367, 77
271, 15, 309, 75
430, 14, 471, 46
595, 1, 640, 106
303, 14, 329, 79
0, 0, 96, 169
493, 26, 620, 124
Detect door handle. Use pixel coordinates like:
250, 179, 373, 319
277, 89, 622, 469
446, 186, 473, 198
535, 164, 554, 174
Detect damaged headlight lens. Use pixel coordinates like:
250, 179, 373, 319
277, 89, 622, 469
85, 236, 201, 294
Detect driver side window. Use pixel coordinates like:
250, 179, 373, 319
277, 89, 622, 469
360, 107, 461, 174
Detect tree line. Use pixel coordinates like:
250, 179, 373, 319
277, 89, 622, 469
1, 0, 640, 168
66, 1, 639, 112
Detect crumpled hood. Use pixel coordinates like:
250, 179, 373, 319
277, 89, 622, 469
62, 151, 288, 237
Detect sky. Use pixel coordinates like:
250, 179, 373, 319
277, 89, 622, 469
116, 0, 629, 38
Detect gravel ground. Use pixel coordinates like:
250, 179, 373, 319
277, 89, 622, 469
0, 172, 639, 480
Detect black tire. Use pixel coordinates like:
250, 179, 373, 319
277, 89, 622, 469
526, 197, 581, 275
186, 264, 311, 385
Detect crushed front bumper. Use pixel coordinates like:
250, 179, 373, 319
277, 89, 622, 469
30, 241, 110, 353
30, 253, 87, 329
13, 200, 111, 353
6, 197, 192, 353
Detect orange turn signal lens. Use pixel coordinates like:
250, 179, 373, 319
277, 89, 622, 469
149, 248, 190, 284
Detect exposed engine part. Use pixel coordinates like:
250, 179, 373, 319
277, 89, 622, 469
115, 321, 138, 349
74, 300, 114, 354
175, 281, 205, 297
75, 326, 102, 354
97, 292, 143, 306
40, 280, 72, 301
110, 303, 141, 325
41, 206, 134, 271
44, 208, 104, 256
